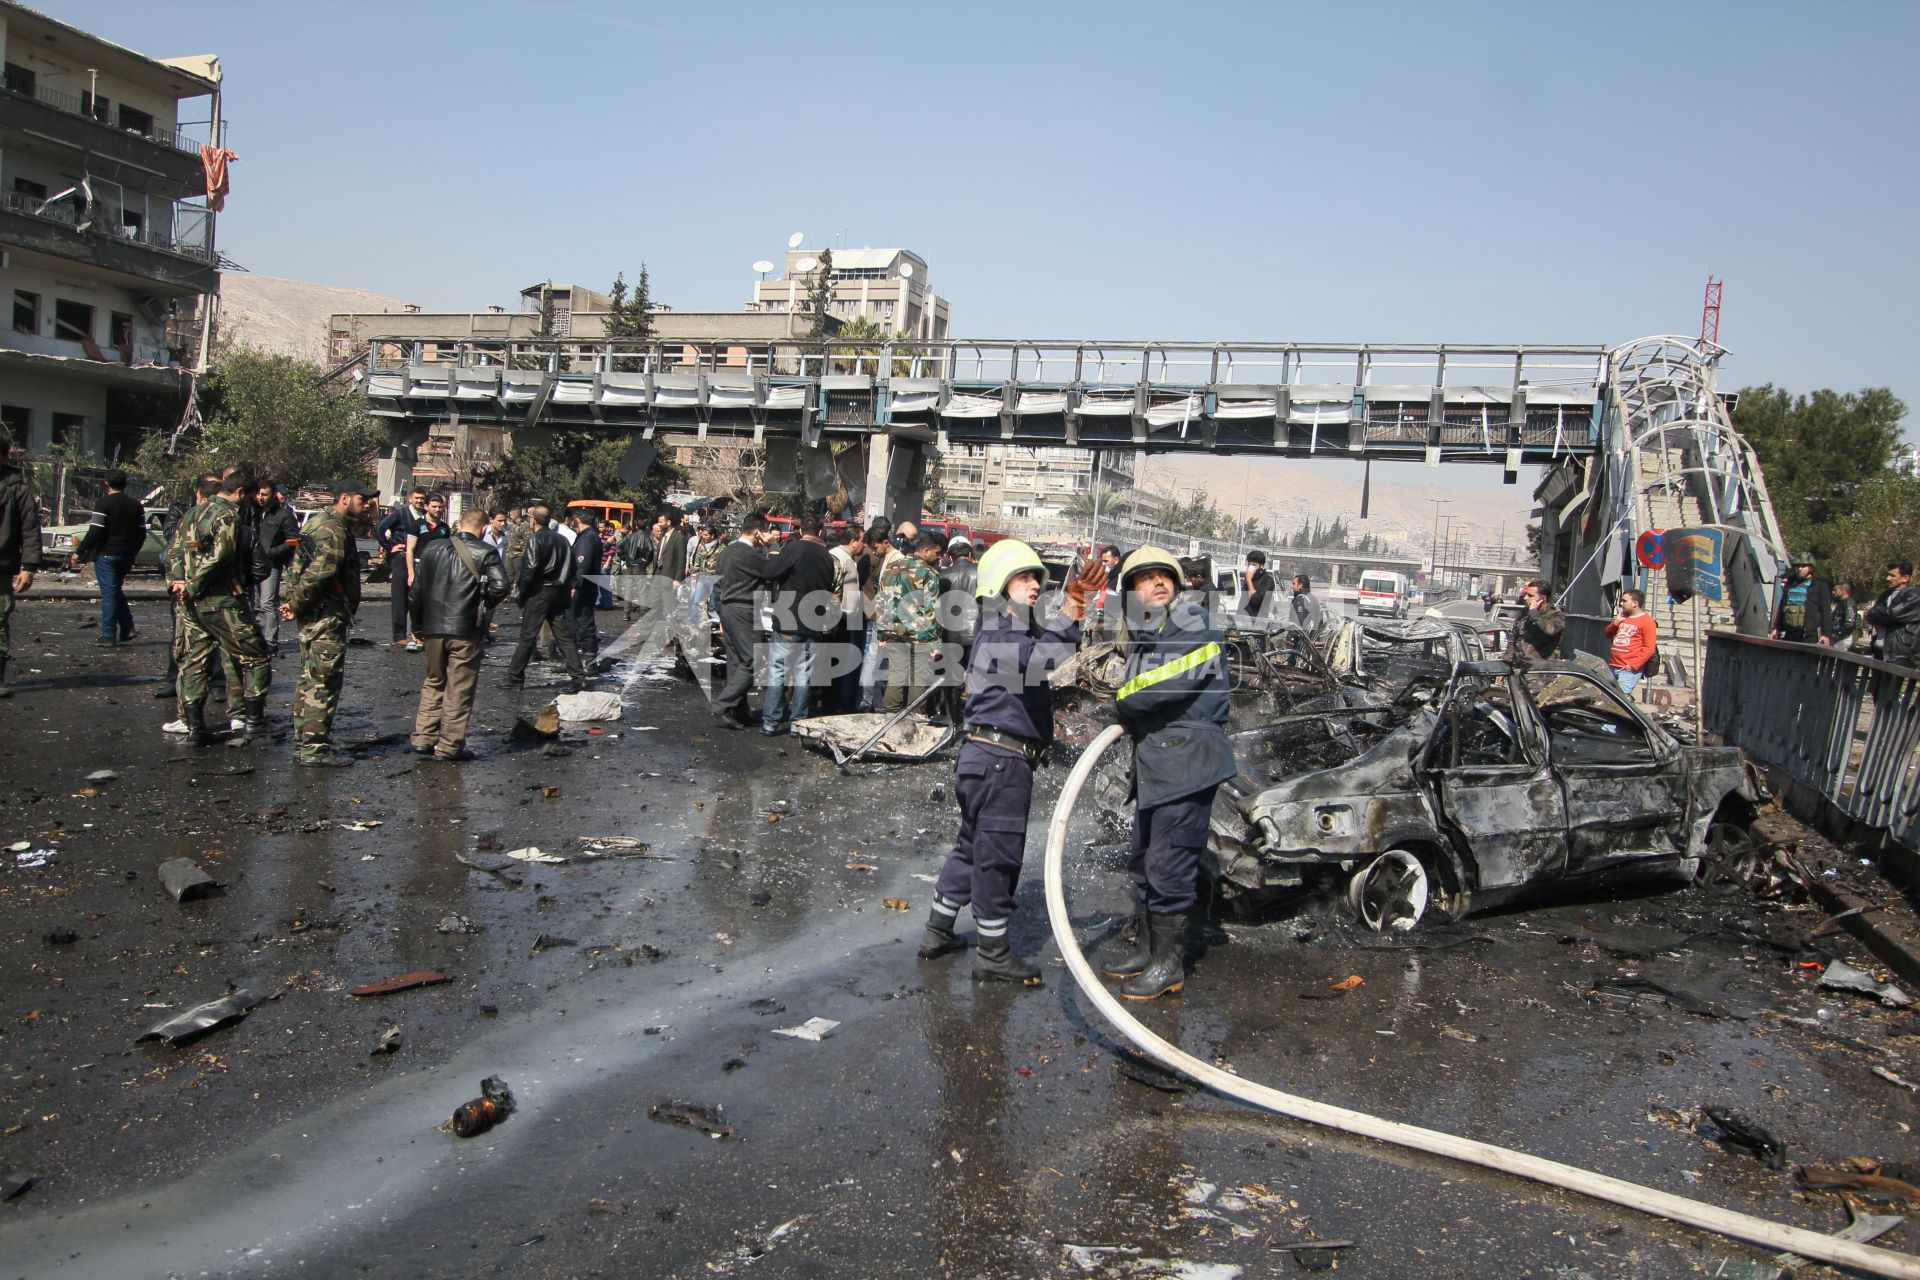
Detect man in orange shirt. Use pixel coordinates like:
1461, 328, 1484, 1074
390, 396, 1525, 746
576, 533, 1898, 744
1604, 589, 1657, 694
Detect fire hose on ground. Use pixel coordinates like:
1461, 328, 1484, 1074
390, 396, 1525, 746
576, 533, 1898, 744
1041, 723, 1920, 1279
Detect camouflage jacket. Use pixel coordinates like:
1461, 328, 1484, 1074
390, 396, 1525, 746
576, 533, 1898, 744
875, 555, 940, 642
505, 520, 532, 563
687, 536, 722, 577
282, 508, 362, 620
177, 494, 248, 601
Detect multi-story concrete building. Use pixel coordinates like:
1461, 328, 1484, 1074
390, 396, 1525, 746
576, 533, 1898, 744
749, 247, 949, 341
0, 1, 222, 459
937, 445, 1137, 524
326, 282, 831, 368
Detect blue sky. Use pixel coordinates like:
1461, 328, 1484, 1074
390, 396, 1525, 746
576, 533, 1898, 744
43, 0, 1920, 438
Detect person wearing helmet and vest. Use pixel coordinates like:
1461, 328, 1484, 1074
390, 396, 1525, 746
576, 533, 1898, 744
1105, 545, 1236, 1000
920, 541, 1106, 986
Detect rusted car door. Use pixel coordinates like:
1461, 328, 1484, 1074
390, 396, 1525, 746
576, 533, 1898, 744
1521, 670, 1688, 874
1421, 673, 1568, 891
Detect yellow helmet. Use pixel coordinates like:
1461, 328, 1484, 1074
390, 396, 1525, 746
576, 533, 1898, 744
975, 539, 1046, 598
1119, 545, 1182, 588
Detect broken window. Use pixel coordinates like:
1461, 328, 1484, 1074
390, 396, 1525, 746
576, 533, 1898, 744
2, 62, 34, 96
117, 104, 154, 137
1523, 672, 1654, 766
1428, 676, 1527, 769
110, 311, 134, 350
50, 412, 84, 448
81, 90, 110, 122
12, 289, 38, 336
53, 298, 95, 344
0, 405, 29, 443
11, 175, 47, 201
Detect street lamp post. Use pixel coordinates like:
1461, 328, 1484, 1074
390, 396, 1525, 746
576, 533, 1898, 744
1427, 498, 1451, 587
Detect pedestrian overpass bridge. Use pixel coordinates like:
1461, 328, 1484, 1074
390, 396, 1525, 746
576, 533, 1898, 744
346, 332, 1790, 690
355, 337, 1609, 472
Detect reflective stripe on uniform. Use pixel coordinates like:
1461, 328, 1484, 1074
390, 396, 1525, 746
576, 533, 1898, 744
1115, 641, 1223, 701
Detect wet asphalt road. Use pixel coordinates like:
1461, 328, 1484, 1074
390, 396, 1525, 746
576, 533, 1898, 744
1, 593, 1917, 1279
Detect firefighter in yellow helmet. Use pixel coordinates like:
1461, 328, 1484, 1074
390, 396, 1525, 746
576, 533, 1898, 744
1103, 546, 1236, 1000
919, 541, 1106, 986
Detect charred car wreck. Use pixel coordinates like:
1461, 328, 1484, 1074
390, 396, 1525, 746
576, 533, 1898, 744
1212, 657, 1760, 929
1061, 615, 1759, 931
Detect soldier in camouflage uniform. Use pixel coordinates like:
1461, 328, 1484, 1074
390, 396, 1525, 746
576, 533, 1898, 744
171, 471, 272, 746
280, 479, 370, 766
164, 477, 240, 730
876, 529, 947, 712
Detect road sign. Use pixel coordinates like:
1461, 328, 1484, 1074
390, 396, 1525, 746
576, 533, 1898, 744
1635, 529, 1666, 569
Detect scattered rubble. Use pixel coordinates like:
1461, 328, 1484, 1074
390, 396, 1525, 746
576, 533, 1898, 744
770, 1017, 839, 1042
648, 1100, 734, 1139
349, 971, 452, 997
442, 1075, 515, 1138
157, 858, 219, 903
137, 988, 267, 1045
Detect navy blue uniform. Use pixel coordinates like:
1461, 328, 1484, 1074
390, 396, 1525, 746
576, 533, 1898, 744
1115, 600, 1235, 913
931, 608, 1080, 939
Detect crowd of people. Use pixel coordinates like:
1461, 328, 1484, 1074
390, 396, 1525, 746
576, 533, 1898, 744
6, 426, 1920, 1000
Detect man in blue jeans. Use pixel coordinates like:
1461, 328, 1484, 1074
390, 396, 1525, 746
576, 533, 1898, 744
70, 469, 146, 645
759, 513, 839, 735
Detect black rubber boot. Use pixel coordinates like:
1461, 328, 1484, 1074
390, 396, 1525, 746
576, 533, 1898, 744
180, 702, 211, 747
1102, 906, 1153, 980
237, 696, 267, 738
1120, 912, 1190, 1002
971, 939, 1042, 988
916, 910, 966, 960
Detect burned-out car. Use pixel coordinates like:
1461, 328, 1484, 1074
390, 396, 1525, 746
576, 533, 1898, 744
1210, 660, 1761, 929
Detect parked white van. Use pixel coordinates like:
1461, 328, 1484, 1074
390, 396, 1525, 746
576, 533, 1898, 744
1356, 570, 1409, 618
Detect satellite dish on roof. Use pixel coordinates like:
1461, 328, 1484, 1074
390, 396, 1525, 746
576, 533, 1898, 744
752, 259, 775, 276
794, 256, 818, 274
898, 262, 915, 280
787, 232, 805, 249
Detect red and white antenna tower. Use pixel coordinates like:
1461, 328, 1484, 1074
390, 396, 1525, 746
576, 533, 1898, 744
1698, 275, 1723, 350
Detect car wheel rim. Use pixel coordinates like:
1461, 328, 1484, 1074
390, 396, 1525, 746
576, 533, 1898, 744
1349, 850, 1429, 933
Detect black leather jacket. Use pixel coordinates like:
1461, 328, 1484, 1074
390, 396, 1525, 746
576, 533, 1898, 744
410, 532, 508, 638
939, 559, 979, 647
516, 525, 574, 603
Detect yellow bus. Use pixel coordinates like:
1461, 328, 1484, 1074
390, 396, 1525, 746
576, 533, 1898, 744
568, 499, 635, 531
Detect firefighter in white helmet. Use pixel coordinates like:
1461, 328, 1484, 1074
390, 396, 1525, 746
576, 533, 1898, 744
1103, 545, 1237, 1000
919, 541, 1106, 986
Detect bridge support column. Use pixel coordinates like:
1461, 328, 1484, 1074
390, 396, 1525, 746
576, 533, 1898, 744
375, 420, 433, 506
865, 432, 931, 525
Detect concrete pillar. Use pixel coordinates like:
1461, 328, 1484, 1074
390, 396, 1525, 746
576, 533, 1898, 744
864, 433, 892, 524
376, 420, 431, 505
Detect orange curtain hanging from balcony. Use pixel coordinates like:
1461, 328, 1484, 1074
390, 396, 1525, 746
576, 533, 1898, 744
199, 145, 238, 212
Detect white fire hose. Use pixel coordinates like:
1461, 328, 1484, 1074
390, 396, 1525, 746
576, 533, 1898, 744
1042, 723, 1920, 1279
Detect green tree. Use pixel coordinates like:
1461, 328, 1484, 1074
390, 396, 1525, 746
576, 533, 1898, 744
605, 268, 655, 372
1733, 385, 1907, 556
137, 343, 381, 487
830, 314, 885, 374
805, 248, 835, 342
1064, 482, 1125, 522
480, 433, 688, 515
1827, 470, 1920, 597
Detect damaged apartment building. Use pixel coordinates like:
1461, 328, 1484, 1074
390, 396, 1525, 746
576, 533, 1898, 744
0, 0, 225, 461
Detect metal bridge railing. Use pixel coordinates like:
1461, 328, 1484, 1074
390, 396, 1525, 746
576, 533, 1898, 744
1703, 632, 1920, 852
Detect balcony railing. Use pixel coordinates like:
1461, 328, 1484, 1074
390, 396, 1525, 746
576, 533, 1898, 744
0, 79, 220, 155
1, 187, 214, 263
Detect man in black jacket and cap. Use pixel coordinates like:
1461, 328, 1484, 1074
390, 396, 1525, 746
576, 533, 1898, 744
710, 514, 771, 729
410, 508, 509, 760
503, 502, 585, 692
568, 512, 604, 666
